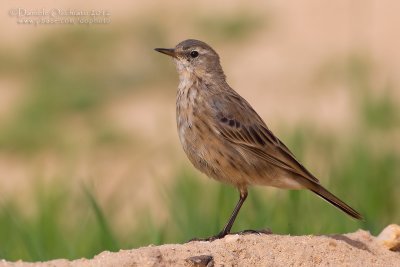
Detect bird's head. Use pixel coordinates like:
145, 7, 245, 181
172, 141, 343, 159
155, 39, 225, 82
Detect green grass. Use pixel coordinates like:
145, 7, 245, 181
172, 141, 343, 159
0, 183, 110, 261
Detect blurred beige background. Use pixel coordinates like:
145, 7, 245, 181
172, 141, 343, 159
0, 0, 399, 230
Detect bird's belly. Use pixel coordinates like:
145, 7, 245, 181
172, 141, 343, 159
177, 118, 249, 186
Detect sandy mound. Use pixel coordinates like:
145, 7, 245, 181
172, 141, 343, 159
1, 229, 399, 267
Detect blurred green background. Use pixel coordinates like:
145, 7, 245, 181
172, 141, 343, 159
0, 0, 399, 262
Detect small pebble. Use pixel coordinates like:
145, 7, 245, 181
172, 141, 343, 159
376, 224, 400, 251
186, 255, 214, 267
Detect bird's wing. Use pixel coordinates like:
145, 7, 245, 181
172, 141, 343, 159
209, 90, 319, 183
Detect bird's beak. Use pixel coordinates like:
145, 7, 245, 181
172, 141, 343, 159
154, 48, 177, 58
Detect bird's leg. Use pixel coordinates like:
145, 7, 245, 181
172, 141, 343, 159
215, 188, 248, 239
215, 187, 272, 238
188, 189, 248, 242
188, 188, 270, 242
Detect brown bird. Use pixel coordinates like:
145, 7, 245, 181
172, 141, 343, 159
155, 39, 362, 240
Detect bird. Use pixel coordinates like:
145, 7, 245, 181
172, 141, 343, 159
154, 39, 362, 240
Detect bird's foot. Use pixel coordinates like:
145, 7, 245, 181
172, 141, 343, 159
188, 231, 228, 242
235, 228, 273, 236
188, 228, 272, 242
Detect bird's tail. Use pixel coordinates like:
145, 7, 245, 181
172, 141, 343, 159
308, 182, 363, 220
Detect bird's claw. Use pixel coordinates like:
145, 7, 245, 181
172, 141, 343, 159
188, 228, 272, 242
236, 228, 273, 236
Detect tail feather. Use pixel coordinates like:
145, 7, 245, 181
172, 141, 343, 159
310, 184, 363, 220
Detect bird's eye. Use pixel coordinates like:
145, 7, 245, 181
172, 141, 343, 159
190, 51, 199, 58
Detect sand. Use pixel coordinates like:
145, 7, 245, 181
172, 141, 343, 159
1, 228, 399, 267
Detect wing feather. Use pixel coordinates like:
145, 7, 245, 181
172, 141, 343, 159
210, 91, 319, 183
